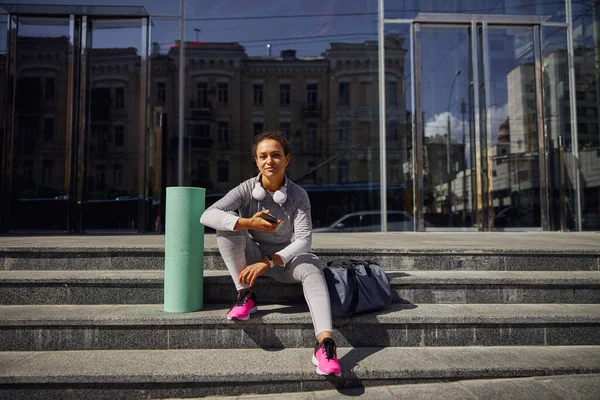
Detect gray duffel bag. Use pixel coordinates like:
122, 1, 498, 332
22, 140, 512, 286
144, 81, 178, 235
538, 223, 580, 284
323, 259, 392, 318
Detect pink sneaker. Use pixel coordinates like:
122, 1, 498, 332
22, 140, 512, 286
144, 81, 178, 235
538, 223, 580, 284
227, 290, 257, 321
312, 338, 342, 376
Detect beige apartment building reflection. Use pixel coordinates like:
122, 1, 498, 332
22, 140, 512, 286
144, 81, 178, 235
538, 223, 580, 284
159, 35, 408, 195
14, 33, 409, 207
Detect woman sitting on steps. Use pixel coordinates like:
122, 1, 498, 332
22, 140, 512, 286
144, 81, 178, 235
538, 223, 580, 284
200, 131, 341, 377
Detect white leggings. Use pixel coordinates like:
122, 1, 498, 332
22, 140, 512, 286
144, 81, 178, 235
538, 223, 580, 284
215, 228, 333, 337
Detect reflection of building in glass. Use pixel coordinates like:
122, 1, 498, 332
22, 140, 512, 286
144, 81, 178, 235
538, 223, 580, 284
14, 36, 70, 200
88, 46, 142, 198
5, 0, 599, 233
157, 36, 408, 195
497, 63, 540, 214
508, 64, 537, 154
546, 46, 600, 228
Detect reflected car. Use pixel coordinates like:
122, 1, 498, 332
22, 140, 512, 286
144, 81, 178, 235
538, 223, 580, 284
313, 211, 416, 233
494, 206, 535, 227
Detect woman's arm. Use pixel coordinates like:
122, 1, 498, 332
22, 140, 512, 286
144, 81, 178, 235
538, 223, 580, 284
274, 190, 312, 265
199, 185, 245, 231
199, 183, 280, 232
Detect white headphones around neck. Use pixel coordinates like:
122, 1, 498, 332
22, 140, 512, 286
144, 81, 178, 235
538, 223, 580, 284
252, 174, 288, 204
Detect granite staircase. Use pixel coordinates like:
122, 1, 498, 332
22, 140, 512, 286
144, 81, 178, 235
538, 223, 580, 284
0, 233, 599, 399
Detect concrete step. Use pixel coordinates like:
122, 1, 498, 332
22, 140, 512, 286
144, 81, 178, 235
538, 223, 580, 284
1, 346, 599, 399
188, 374, 600, 400
1, 303, 599, 351
2, 270, 600, 305
2, 243, 599, 272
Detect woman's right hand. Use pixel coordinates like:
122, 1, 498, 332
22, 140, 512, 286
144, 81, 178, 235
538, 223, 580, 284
234, 210, 281, 232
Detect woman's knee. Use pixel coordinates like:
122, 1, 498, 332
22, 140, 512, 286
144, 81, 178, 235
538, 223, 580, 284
288, 253, 323, 280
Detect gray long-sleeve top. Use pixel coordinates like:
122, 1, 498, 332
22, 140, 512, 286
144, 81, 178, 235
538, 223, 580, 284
199, 176, 312, 265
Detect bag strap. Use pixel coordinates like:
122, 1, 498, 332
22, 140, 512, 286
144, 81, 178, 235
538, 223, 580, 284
347, 268, 359, 315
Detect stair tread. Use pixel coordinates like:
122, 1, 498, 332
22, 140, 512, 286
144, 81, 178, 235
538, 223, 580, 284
1, 303, 599, 326
2, 269, 600, 285
1, 346, 600, 384
1, 232, 600, 253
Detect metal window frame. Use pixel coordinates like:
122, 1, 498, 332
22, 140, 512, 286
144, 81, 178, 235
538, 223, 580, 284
1, 14, 16, 232
66, 14, 77, 233
534, 25, 551, 231
378, 0, 388, 231
413, 23, 424, 231
76, 15, 89, 233
481, 22, 494, 230
472, 22, 484, 231
178, 0, 185, 186
137, 16, 149, 232
566, 0, 582, 231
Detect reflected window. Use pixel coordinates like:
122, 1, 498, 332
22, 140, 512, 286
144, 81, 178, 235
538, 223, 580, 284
307, 161, 317, 184
156, 82, 166, 103
16, 77, 41, 113
43, 117, 54, 141
191, 123, 210, 138
307, 83, 318, 106
279, 121, 290, 138
114, 125, 124, 147
44, 77, 55, 101
218, 121, 229, 144
386, 81, 397, 106
338, 160, 349, 183
253, 84, 264, 105
196, 160, 210, 188
339, 82, 350, 106
390, 163, 400, 182
388, 121, 398, 141
196, 82, 209, 108
253, 122, 263, 136
307, 122, 318, 149
113, 164, 123, 186
218, 82, 228, 104
96, 165, 106, 190
23, 160, 34, 189
280, 83, 291, 105
339, 121, 350, 143
42, 160, 53, 185
218, 160, 229, 182
114, 87, 124, 109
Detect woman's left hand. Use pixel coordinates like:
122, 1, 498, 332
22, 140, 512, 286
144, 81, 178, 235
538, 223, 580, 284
238, 261, 270, 287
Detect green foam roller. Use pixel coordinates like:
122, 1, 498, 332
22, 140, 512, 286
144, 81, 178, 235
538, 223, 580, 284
164, 187, 205, 313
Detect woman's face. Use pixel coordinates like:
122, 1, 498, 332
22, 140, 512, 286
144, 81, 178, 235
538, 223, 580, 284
255, 139, 290, 180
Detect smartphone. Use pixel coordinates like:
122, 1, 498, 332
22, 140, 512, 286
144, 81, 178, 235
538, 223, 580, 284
260, 212, 278, 224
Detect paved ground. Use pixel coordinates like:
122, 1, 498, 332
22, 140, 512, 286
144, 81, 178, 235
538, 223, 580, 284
0, 231, 599, 252
175, 373, 600, 399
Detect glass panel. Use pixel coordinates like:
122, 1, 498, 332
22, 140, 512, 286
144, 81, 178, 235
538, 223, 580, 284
385, 0, 567, 23
542, 27, 575, 230
384, 24, 415, 231
84, 18, 143, 232
486, 26, 541, 229
183, 0, 379, 232
572, 1, 600, 231
11, 17, 70, 232
149, 18, 180, 232
0, 0, 179, 16
417, 25, 476, 229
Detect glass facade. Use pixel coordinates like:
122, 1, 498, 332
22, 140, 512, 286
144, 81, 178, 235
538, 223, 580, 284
0, 0, 598, 233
